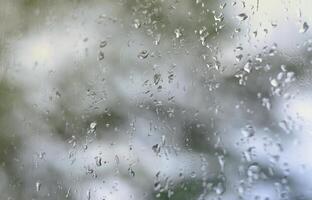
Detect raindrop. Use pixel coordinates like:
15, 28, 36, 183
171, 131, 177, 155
214, 13, 224, 22
98, 51, 104, 60
299, 22, 309, 33
36, 181, 41, 192
247, 163, 261, 180
154, 34, 161, 45
154, 181, 161, 191
268, 49, 276, 56
277, 72, 284, 80
218, 155, 225, 172
285, 72, 295, 83
235, 28, 241, 33
243, 62, 252, 73
279, 120, 290, 134
238, 183, 245, 195
133, 19, 141, 29
152, 144, 161, 154
271, 22, 278, 27
38, 152, 46, 159
137, 50, 149, 59
235, 46, 243, 51
115, 155, 120, 165
220, 2, 227, 9
174, 28, 183, 38
236, 54, 243, 62
255, 54, 262, 62
270, 78, 279, 87
90, 122, 97, 129
95, 156, 102, 166
253, 31, 258, 37
214, 182, 225, 195
87, 189, 91, 200
243, 147, 254, 162
190, 171, 197, 178
153, 73, 161, 85
56, 91, 61, 98
65, 188, 71, 199
241, 124, 255, 137
236, 13, 248, 21
99, 40, 107, 48
168, 189, 174, 198
128, 168, 135, 177
88, 121, 97, 134
161, 135, 166, 145
262, 98, 271, 110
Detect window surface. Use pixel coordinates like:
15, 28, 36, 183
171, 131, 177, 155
0, 0, 312, 199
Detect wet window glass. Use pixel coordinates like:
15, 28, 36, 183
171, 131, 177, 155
0, 0, 312, 199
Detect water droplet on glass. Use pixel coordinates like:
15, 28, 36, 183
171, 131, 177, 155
154, 181, 161, 191
98, 51, 104, 60
247, 163, 261, 180
152, 144, 161, 154
95, 156, 102, 166
36, 181, 41, 192
214, 182, 225, 195
279, 120, 290, 134
220, 2, 227, 9
218, 155, 225, 172
299, 22, 309, 33
137, 50, 149, 59
99, 40, 107, 48
243, 62, 252, 73
90, 122, 97, 129
243, 147, 254, 162
65, 188, 71, 199
270, 78, 279, 87
87, 189, 91, 200
236, 46, 243, 51
238, 183, 245, 195
285, 72, 295, 83
154, 34, 161, 45
128, 168, 135, 177
115, 155, 120, 165
38, 151, 46, 159
253, 30, 258, 37
262, 97, 271, 110
153, 73, 161, 85
174, 28, 183, 38
133, 19, 141, 29
88, 122, 97, 134
56, 91, 61, 98
235, 28, 241, 33
190, 171, 197, 178
161, 135, 166, 145
214, 13, 224, 22
236, 54, 243, 62
241, 124, 255, 137
237, 13, 248, 21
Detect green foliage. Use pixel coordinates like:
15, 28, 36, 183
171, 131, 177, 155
155, 180, 203, 200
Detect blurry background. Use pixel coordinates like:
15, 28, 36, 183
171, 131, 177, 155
0, 0, 312, 199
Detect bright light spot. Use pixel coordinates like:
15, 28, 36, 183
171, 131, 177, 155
30, 40, 52, 63
14, 36, 56, 69
289, 96, 312, 123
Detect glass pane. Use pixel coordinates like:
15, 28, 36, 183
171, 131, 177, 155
0, 0, 311, 199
